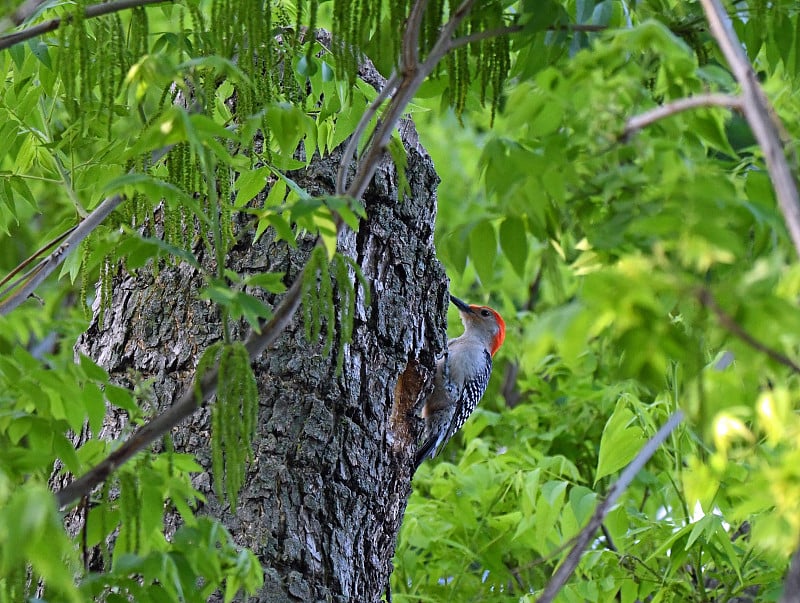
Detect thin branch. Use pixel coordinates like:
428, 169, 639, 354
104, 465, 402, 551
448, 24, 521, 51
0, 225, 74, 294
343, 0, 477, 203
0, 0, 172, 52
623, 93, 743, 138
697, 288, 800, 375
0, 143, 174, 316
537, 411, 684, 603
335, 70, 400, 196
402, 0, 429, 71
699, 0, 800, 258
0, 194, 125, 314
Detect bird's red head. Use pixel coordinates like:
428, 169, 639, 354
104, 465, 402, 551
450, 295, 506, 357
471, 305, 505, 356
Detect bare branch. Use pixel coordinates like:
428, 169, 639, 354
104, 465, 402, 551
0, 0, 172, 52
0, 0, 47, 30
343, 0, 478, 203
623, 93, 743, 137
402, 0, 429, 71
0, 226, 74, 295
448, 22, 606, 52
538, 411, 684, 603
697, 288, 800, 375
699, 0, 800, 258
335, 71, 400, 196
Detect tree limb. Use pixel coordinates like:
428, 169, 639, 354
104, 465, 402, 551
699, 0, 800, 258
0, 0, 48, 30
448, 22, 606, 52
697, 288, 800, 375
342, 0, 477, 204
0, 225, 74, 296
0, 0, 172, 51
335, 70, 400, 196
623, 93, 743, 138
537, 411, 684, 603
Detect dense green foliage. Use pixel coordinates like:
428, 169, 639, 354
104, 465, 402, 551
1, 0, 799, 601
398, 2, 800, 601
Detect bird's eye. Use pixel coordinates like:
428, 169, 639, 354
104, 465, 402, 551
481, 309, 491, 317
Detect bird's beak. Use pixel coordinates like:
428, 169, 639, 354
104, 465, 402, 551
449, 295, 474, 314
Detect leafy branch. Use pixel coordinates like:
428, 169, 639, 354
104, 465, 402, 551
623, 93, 743, 137
698, 0, 800, 258
538, 411, 685, 603
697, 288, 800, 375
0, 0, 172, 51
621, 1, 800, 258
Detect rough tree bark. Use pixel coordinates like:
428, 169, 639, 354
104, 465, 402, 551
71, 91, 447, 601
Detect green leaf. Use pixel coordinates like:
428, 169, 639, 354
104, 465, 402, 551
105, 384, 139, 415
596, 399, 646, 483
243, 272, 287, 293
499, 216, 528, 277
234, 166, 271, 208
79, 354, 109, 382
116, 232, 201, 269
83, 381, 107, 434
469, 221, 497, 284
264, 103, 314, 165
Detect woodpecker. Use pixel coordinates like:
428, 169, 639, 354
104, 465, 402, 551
415, 294, 506, 467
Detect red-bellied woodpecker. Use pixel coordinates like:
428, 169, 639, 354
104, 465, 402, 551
415, 294, 506, 467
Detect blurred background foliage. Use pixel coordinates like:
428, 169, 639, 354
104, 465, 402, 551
398, 1, 800, 601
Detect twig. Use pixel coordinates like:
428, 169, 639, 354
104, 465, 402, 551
537, 411, 684, 603
335, 70, 400, 195
342, 0, 477, 203
402, 0, 429, 70
699, 0, 800, 258
623, 93, 743, 138
600, 523, 617, 553
0, 225, 74, 294
0, 194, 125, 315
0, 0, 172, 51
697, 288, 800, 374
0, 143, 174, 316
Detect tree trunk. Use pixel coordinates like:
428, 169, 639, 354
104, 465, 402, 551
73, 111, 446, 600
